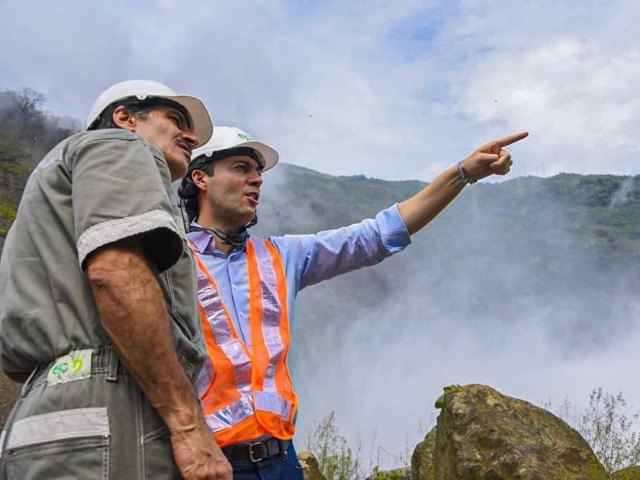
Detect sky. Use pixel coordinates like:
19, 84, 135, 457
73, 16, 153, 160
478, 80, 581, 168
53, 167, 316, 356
2, 0, 640, 471
1, 0, 639, 181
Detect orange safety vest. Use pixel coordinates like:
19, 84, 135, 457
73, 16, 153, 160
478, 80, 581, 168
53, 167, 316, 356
190, 237, 298, 447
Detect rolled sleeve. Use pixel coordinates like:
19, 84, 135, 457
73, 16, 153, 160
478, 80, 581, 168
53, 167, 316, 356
376, 204, 411, 253
69, 131, 182, 272
77, 209, 179, 268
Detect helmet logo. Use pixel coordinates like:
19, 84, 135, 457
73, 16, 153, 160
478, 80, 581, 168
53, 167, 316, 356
237, 132, 252, 141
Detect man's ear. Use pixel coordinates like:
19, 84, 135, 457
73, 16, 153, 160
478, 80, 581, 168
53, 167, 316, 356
191, 170, 210, 193
112, 105, 139, 132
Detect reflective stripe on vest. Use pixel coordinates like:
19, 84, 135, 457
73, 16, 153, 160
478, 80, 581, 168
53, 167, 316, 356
190, 237, 297, 445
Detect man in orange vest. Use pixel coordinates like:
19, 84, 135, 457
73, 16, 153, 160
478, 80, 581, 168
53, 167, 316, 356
177, 126, 528, 479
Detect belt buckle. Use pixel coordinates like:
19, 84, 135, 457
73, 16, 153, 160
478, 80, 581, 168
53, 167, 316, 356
248, 441, 268, 463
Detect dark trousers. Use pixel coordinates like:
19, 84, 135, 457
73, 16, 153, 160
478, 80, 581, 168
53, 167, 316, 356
230, 441, 304, 480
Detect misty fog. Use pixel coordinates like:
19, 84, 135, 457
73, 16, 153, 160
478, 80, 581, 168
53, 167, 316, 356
253, 165, 640, 469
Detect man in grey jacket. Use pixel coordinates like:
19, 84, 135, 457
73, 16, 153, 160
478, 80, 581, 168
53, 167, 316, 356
0, 80, 232, 480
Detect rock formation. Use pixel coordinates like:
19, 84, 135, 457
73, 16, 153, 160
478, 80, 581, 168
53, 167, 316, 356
411, 427, 436, 480
298, 451, 328, 480
414, 384, 608, 480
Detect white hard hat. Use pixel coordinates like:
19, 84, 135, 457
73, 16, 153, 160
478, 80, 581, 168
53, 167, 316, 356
85, 80, 213, 145
191, 126, 278, 172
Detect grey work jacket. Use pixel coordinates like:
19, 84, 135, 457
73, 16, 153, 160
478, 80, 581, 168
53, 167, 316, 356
0, 129, 205, 383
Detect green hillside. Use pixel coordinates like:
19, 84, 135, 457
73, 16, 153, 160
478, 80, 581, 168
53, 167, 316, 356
0, 89, 80, 423
261, 164, 640, 264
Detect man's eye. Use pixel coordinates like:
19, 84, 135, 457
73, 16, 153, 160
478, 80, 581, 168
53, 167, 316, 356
168, 114, 187, 129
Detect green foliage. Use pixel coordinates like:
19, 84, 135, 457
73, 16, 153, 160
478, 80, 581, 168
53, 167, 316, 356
0, 193, 18, 237
0, 135, 28, 164
613, 466, 640, 480
307, 411, 364, 480
370, 466, 406, 479
0, 161, 28, 176
0, 198, 17, 220
0, 87, 80, 244
548, 388, 640, 473
434, 385, 461, 409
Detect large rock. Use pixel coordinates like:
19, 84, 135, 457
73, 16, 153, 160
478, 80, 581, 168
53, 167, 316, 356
411, 427, 436, 480
298, 451, 327, 480
433, 384, 608, 480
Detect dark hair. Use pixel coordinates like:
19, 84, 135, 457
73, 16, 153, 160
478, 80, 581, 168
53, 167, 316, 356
177, 158, 215, 223
88, 97, 191, 131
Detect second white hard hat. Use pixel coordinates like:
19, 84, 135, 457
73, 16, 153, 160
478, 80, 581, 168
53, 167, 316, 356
191, 126, 278, 172
85, 80, 213, 145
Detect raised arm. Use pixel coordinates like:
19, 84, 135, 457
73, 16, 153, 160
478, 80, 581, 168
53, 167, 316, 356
398, 131, 528, 234
86, 238, 232, 480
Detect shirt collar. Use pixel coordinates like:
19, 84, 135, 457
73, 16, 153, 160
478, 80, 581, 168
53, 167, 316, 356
186, 221, 249, 255
186, 222, 214, 254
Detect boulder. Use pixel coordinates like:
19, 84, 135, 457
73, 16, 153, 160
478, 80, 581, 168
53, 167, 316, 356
613, 466, 640, 480
298, 451, 327, 480
411, 427, 436, 480
433, 384, 608, 480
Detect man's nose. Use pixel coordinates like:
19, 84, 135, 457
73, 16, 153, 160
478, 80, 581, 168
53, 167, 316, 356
182, 131, 199, 148
249, 171, 263, 187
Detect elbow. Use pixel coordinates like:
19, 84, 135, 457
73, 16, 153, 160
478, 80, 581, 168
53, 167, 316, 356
85, 241, 148, 288
86, 253, 118, 289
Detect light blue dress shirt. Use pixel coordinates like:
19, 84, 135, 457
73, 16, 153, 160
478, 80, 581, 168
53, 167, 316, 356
187, 204, 411, 351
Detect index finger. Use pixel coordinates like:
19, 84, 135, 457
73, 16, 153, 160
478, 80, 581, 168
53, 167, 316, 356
480, 131, 529, 152
496, 131, 529, 147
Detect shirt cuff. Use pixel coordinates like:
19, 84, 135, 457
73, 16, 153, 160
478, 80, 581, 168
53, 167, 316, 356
376, 204, 411, 253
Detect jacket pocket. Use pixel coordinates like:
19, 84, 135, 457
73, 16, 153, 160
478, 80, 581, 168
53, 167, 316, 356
142, 425, 180, 478
4, 407, 110, 480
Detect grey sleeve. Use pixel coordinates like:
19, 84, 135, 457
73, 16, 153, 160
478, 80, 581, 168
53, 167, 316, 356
69, 133, 183, 272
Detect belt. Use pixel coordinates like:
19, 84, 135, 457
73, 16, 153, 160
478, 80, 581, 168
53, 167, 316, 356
222, 438, 288, 463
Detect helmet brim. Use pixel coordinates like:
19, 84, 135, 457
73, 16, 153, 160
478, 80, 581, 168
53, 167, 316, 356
192, 140, 278, 172
162, 94, 213, 147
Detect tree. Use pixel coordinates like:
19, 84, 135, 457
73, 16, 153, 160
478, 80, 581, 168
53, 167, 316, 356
548, 388, 640, 473
10, 87, 45, 128
307, 411, 364, 480
0, 87, 80, 168
579, 388, 640, 473
0, 88, 46, 143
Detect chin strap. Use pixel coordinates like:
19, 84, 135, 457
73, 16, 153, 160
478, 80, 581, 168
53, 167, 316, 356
190, 216, 258, 247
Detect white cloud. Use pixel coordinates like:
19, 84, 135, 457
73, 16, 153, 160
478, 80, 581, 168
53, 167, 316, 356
456, 38, 640, 175
444, 0, 640, 177
2, 0, 639, 179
